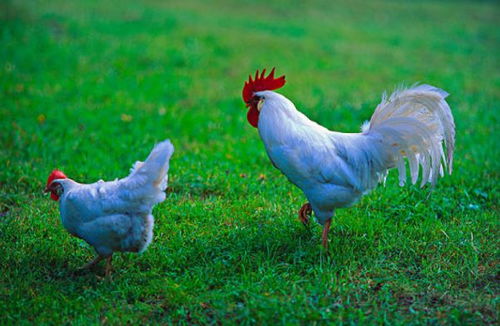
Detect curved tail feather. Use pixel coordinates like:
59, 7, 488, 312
125, 139, 175, 205
364, 85, 455, 187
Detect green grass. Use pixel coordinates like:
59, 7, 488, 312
1, 0, 499, 324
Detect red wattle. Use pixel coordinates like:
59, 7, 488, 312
247, 107, 259, 128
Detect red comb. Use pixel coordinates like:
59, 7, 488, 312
46, 169, 67, 187
242, 68, 286, 103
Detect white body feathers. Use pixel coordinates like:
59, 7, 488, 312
256, 85, 455, 225
54, 139, 174, 256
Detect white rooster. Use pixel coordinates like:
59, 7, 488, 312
242, 69, 455, 248
45, 139, 174, 275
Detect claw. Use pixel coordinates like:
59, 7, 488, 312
298, 203, 312, 226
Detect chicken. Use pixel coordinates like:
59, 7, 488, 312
242, 69, 455, 248
45, 139, 174, 275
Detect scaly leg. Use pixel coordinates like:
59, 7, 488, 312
298, 203, 312, 226
104, 255, 113, 277
79, 255, 104, 270
322, 219, 332, 249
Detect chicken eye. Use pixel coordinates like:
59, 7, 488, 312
257, 97, 265, 111
53, 182, 64, 196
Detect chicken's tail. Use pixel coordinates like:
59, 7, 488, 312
363, 85, 455, 187
127, 139, 175, 204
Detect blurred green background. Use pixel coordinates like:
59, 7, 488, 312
1, 0, 498, 324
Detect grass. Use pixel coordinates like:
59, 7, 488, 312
1, 0, 499, 324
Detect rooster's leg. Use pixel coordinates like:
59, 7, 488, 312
322, 219, 332, 249
104, 255, 113, 277
79, 255, 104, 270
298, 203, 312, 226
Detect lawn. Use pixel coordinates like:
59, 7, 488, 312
1, 0, 498, 324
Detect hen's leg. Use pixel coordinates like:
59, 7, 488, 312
322, 219, 332, 249
104, 255, 113, 277
79, 255, 104, 270
298, 203, 312, 226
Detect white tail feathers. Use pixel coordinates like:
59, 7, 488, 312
131, 139, 174, 190
127, 139, 175, 204
365, 85, 455, 187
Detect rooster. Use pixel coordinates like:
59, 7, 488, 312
242, 69, 455, 248
45, 139, 174, 275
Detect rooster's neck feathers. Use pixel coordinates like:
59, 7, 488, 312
257, 91, 331, 142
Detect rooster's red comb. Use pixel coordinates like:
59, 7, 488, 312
242, 68, 286, 103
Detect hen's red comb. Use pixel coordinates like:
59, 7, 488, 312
46, 169, 67, 187
242, 68, 286, 104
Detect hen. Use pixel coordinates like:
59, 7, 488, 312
45, 139, 174, 274
242, 69, 455, 248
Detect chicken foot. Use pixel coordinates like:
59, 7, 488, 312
298, 203, 312, 226
78, 255, 104, 270
322, 219, 332, 249
104, 256, 113, 277
78, 255, 113, 277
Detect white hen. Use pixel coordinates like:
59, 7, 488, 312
242, 69, 455, 248
45, 139, 174, 274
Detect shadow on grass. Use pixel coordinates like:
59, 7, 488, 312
141, 219, 383, 278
